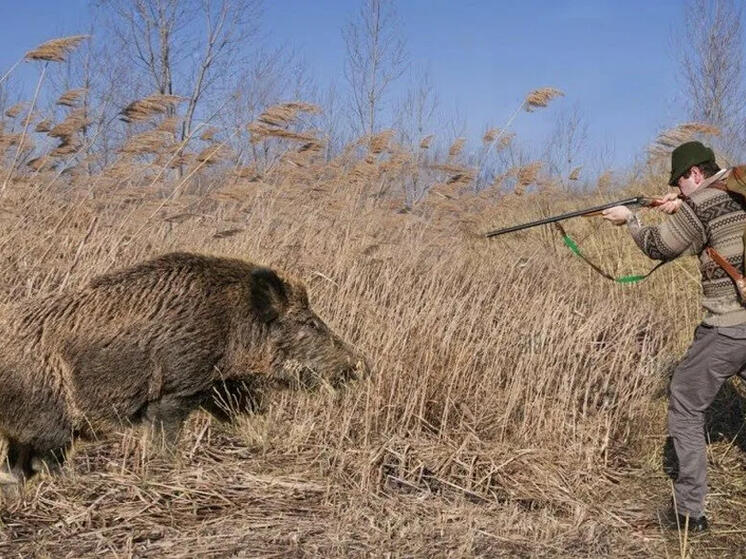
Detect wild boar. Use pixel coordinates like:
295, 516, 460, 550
0, 252, 367, 486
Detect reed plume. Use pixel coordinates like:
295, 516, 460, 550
120, 94, 182, 123
5, 102, 27, 119
369, 130, 395, 154
482, 128, 500, 144
647, 122, 720, 163
200, 127, 219, 141
47, 108, 90, 139
514, 161, 542, 194
256, 102, 321, 128
24, 35, 88, 62
120, 130, 176, 155
448, 137, 466, 158
524, 87, 564, 111
419, 134, 434, 149
56, 88, 87, 107
34, 118, 53, 133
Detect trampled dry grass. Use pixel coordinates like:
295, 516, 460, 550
0, 160, 745, 558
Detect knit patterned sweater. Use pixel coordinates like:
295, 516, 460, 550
628, 171, 746, 326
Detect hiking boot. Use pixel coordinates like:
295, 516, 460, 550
660, 506, 709, 533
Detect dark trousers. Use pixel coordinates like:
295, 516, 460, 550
668, 322, 746, 516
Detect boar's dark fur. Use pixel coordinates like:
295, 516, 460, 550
0, 252, 366, 484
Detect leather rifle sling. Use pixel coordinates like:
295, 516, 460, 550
701, 181, 746, 299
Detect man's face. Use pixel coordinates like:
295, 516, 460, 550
677, 165, 705, 196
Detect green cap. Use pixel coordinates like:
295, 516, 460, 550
669, 141, 715, 186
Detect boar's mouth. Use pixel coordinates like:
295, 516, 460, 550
272, 359, 368, 390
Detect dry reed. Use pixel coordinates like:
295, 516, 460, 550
47, 108, 90, 139
448, 137, 466, 158
120, 94, 182, 123
482, 128, 500, 144
369, 129, 395, 154
0, 45, 740, 557
419, 134, 434, 149
34, 118, 52, 133
56, 88, 87, 107
24, 35, 88, 62
199, 126, 219, 141
256, 102, 321, 128
524, 87, 564, 111
4, 102, 27, 119
120, 130, 175, 155
647, 122, 721, 164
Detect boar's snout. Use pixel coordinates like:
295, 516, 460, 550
270, 308, 370, 390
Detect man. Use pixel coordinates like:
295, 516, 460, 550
603, 141, 746, 532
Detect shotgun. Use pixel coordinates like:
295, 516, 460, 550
484, 196, 666, 238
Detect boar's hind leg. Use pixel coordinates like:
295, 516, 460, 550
1, 438, 34, 482
144, 394, 192, 450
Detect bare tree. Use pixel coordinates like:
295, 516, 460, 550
542, 104, 589, 187
394, 68, 439, 147
219, 46, 316, 166
98, 0, 261, 142
675, 0, 746, 158
343, 0, 408, 136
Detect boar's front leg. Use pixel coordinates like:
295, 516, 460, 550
199, 378, 264, 422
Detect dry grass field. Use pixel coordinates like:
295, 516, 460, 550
1, 37, 746, 559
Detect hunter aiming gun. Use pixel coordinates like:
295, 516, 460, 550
484, 196, 666, 238
484, 195, 671, 283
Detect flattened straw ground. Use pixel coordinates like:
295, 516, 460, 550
24, 35, 88, 62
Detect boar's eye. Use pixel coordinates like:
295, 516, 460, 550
306, 318, 324, 332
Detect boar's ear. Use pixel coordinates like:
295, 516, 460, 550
250, 268, 288, 322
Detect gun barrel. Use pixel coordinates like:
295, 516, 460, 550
484, 197, 649, 238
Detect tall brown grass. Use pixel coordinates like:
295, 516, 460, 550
0, 60, 741, 559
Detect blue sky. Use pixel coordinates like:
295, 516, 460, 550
0, 1, 720, 170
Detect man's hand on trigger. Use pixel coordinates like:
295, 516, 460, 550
602, 205, 633, 226
656, 191, 682, 214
